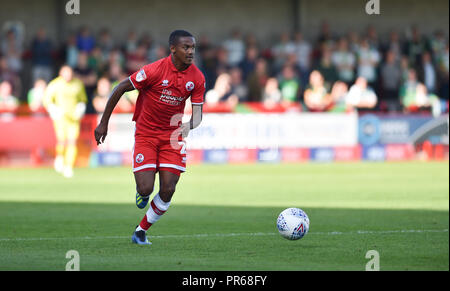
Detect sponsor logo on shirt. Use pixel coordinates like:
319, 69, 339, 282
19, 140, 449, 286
160, 89, 184, 106
136, 69, 147, 82
185, 81, 195, 91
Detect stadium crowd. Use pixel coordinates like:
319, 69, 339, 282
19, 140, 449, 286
0, 22, 449, 116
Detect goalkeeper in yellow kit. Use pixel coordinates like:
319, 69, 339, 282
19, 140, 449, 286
44, 65, 88, 178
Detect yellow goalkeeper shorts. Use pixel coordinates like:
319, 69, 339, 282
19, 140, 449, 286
53, 118, 81, 142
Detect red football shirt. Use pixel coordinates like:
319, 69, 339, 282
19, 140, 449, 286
129, 55, 205, 138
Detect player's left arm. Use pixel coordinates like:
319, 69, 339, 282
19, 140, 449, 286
43, 81, 62, 121
181, 104, 202, 138
181, 76, 205, 138
73, 82, 88, 120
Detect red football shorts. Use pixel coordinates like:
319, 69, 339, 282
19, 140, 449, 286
132, 135, 186, 177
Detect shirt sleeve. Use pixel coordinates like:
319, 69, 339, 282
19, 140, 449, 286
77, 81, 88, 104
42, 81, 56, 109
191, 74, 206, 105
129, 63, 156, 91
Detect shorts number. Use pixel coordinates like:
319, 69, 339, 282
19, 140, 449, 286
178, 141, 186, 155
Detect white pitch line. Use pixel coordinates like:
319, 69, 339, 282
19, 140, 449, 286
0, 229, 447, 242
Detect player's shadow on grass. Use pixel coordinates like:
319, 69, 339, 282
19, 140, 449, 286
0, 202, 448, 270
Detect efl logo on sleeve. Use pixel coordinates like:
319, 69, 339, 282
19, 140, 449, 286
136, 70, 147, 82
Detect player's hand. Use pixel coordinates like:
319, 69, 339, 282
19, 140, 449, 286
48, 104, 63, 121
180, 122, 190, 139
73, 103, 86, 120
94, 122, 108, 145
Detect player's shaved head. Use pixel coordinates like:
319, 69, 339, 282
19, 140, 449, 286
169, 30, 194, 46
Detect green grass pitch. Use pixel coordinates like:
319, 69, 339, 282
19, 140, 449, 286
0, 162, 448, 271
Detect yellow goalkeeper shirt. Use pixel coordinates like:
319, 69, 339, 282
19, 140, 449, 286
43, 76, 88, 121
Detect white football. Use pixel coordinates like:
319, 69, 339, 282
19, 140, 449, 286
276, 208, 310, 240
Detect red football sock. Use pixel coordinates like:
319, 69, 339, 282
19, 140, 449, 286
139, 214, 152, 231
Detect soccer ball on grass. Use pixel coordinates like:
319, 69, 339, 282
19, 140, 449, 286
276, 208, 310, 240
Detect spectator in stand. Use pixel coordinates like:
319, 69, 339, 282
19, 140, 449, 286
405, 26, 430, 68
263, 78, 282, 108
197, 34, 216, 90
154, 45, 169, 62
124, 30, 138, 55
239, 45, 259, 82
418, 51, 438, 94
380, 50, 402, 112
332, 37, 356, 86
303, 70, 333, 112
357, 38, 381, 87
437, 43, 449, 106
347, 30, 360, 54
31, 28, 53, 83
0, 56, 22, 99
247, 58, 269, 102
399, 68, 439, 113
143, 34, 160, 64
108, 62, 124, 83
329, 81, 349, 112
400, 55, 411, 83
27, 79, 47, 114
65, 33, 79, 68
87, 47, 103, 76
139, 32, 154, 53
314, 46, 339, 89
345, 76, 378, 110
110, 70, 138, 112
317, 20, 334, 48
272, 32, 296, 73
205, 72, 238, 109
430, 30, 446, 62
215, 46, 230, 76
400, 68, 420, 109
97, 28, 114, 61
205, 73, 230, 104
74, 52, 97, 113
106, 48, 126, 73
439, 42, 449, 74
0, 80, 19, 113
76, 26, 95, 53
1, 29, 23, 73
93, 77, 111, 113
382, 30, 403, 63
366, 25, 380, 50
293, 31, 312, 86
278, 65, 301, 105
126, 44, 148, 74
222, 28, 246, 67
229, 67, 248, 103
402, 82, 435, 113
244, 33, 259, 49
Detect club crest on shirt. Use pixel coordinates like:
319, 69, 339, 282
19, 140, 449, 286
162, 79, 169, 86
135, 153, 144, 163
136, 69, 147, 82
185, 81, 195, 91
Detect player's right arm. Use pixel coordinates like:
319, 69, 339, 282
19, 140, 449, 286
94, 78, 134, 145
43, 80, 63, 121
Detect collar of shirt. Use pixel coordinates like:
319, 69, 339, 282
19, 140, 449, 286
167, 55, 190, 74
